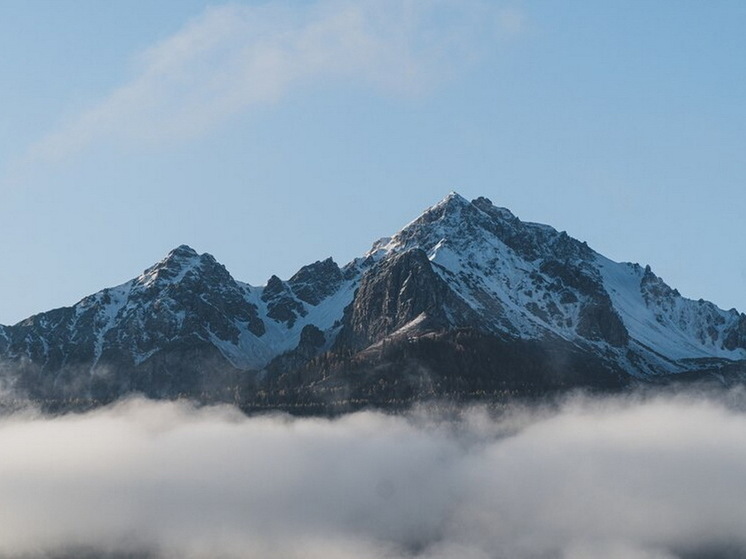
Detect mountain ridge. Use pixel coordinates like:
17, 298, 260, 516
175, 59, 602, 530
2, 192, 745, 410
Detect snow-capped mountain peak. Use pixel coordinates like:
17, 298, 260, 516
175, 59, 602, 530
134, 244, 224, 289
2, 194, 746, 408
357, 194, 746, 374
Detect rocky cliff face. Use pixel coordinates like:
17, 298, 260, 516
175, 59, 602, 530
2, 193, 745, 407
335, 249, 483, 350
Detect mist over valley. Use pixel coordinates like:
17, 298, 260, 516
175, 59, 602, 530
2, 390, 746, 559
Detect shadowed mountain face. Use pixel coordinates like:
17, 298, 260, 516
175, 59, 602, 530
2, 193, 746, 410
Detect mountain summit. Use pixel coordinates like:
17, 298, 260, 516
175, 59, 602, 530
2, 193, 745, 410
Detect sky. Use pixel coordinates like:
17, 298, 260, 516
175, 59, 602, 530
1, 0, 745, 324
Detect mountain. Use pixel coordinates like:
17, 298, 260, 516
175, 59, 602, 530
2, 193, 745, 411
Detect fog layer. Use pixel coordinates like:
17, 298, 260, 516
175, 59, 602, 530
1, 393, 745, 558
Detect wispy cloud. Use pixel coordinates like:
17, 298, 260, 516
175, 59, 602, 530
24, 0, 516, 164
2, 392, 746, 558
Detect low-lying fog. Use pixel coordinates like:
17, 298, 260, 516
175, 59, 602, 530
1, 390, 745, 559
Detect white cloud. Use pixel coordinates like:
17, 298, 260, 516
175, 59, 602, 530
25, 0, 515, 163
1, 392, 746, 558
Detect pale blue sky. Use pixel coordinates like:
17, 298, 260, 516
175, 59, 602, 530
1, 0, 745, 324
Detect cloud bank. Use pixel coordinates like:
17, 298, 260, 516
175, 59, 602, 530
1, 392, 746, 558
27, 0, 512, 163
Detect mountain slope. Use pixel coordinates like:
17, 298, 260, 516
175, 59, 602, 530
354, 193, 746, 371
1, 193, 745, 408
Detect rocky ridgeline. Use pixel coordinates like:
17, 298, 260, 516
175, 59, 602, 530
1, 193, 745, 410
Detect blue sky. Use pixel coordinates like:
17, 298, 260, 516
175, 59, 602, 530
1, 0, 745, 324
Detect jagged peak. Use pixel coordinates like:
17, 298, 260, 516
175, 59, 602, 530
432, 193, 516, 222
364, 193, 483, 260
424, 192, 524, 230
414, 191, 473, 223
471, 196, 516, 222
262, 275, 287, 300
373, 193, 518, 250
136, 244, 214, 288
289, 257, 340, 283
436, 190, 470, 208
146, 244, 201, 271
641, 265, 680, 298
287, 257, 344, 306
168, 244, 199, 258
